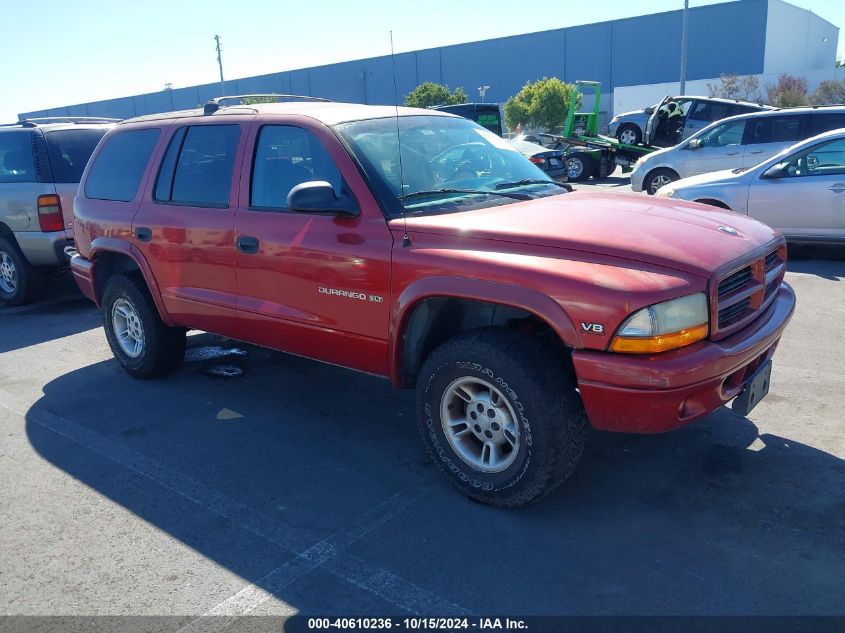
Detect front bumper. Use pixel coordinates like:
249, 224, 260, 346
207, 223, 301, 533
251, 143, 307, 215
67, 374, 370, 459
572, 282, 796, 433
629, 165, 646, 192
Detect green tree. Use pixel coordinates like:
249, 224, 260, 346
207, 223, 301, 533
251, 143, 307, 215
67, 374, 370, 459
243, 95, 282, 105
503, 77, 579, 133
404, 83, 467, 109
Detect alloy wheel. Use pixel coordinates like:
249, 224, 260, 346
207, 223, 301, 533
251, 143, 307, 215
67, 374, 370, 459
0, 251, 17, 294
440, 376, 520, 473
112, 297, 145, 358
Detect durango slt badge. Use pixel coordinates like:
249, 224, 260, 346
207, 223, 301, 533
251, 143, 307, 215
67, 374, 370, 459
319, 287, 383, 303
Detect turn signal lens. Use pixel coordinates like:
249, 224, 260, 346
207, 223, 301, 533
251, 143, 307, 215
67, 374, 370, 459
37, 194, 64, 232
610, 323, 709, 354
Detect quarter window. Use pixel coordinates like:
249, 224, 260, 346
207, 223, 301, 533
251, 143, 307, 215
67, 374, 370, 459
85, 129, 160, 202
250, 125, 343, 210
0, 131, 35, 183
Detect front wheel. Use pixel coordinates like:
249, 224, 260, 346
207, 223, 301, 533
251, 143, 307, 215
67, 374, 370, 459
416, 329, 587, 507
101, 273, 186, 379
643, 168, 679, 195
616, 123, 642, 146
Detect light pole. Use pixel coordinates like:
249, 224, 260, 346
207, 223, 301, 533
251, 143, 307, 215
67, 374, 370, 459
478, 85, 490, 103
214, 34, 225, 97
679, 0, 689, 95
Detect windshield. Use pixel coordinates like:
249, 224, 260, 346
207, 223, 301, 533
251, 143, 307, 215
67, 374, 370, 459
335, 115, 565, 217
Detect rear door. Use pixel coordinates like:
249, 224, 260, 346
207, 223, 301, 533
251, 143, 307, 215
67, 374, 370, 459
747, 137, 845, 240
131, 120, 247, 334
741, 115, 806, 168
682, 118, 747, 176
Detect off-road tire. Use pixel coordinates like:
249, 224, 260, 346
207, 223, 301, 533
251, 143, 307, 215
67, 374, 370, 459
101, 273, 186, 379
0, 236, 40, 306
416, 328, 587, 507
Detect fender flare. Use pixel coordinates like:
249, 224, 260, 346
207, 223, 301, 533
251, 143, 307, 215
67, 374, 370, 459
88, 237, 174, 325
388, 276, 582, 386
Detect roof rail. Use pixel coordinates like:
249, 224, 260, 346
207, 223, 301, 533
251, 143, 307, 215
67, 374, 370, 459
7, 116, 122, 127
773, 103, 845, 110
203, 94, 332, 115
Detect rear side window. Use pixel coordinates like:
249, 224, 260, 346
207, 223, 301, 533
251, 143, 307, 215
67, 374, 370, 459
155, 125, 240, 207
0, 131, 35, 183
45, 129, 106, 183
744, 116, 804, 145
85, 129, 160, 202
250, 125, 343, 209
810, 113, 845, 135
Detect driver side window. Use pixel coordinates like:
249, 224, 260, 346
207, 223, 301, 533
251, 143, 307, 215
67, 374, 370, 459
250, 125, 343, 210
780, 138, 845, 177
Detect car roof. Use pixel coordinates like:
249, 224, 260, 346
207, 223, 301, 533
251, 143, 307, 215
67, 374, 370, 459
120, 101, 457, 127
694, 104, 845, 128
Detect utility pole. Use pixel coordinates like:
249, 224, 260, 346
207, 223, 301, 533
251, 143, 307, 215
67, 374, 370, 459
214, 34, 225, 97
679, 0, 689, 95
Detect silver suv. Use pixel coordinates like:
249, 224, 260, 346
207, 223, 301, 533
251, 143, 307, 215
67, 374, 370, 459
0, 117, 116, 304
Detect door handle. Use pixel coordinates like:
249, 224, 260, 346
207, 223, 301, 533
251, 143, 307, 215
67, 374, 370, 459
726, 151, 740, 156
829, 184, 845, 193
749, 150, 764, 155
236, 236, 260, 254
134, 227, 152, 242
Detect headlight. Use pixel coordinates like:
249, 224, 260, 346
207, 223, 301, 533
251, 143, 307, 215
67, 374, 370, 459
609, 293, 709, 354
654, 186, 678, 198
610, 116, 619, 124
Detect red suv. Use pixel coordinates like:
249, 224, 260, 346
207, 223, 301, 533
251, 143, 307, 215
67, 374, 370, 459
70, 96, 795, 507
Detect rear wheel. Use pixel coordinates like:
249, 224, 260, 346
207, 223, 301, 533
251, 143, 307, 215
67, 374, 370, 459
101, 273, 186, 379
616, 123, 642, 146
565, 152, 595, 182
0, 236, 39, 306
644, 168, 679, 195
416, 328, 587, 507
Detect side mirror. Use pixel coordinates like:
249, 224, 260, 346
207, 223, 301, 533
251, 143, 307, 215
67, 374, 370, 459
287, 181, 359, 216
644, 106, 654, 115
762, 164, 788, 179
688, 139, 701, 150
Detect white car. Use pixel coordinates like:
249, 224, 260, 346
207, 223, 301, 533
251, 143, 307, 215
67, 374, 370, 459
653, 128, 845, 243
631, 106, 845, 195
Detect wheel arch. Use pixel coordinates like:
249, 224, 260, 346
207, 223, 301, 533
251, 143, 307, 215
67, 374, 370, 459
88, 238, 173, 324
389, 277, 582, 388
694, 198, 732, 210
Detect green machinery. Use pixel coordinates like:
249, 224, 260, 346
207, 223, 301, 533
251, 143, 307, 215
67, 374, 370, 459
545, 80, 658, 182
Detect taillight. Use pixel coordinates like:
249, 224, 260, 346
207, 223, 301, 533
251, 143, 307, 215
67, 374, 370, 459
529, 156, 546, 165
37, 194, 64, 232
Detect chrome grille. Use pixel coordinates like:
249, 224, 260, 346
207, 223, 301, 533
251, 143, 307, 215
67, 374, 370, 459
713, 245, 786, 336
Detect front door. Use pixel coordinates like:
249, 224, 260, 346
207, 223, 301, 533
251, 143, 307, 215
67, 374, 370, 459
233, 121, 393, 375
132, 121, 247, 334
748, 137, 845, 241
682, 118, 747, 177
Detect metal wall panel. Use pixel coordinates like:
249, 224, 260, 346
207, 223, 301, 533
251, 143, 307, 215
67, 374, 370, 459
18, 1, 774, 120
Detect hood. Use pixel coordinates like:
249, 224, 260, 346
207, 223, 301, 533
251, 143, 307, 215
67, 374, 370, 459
393, 191, 781, 277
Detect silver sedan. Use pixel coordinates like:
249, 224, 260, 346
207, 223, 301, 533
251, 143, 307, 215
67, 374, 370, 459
654, 128, 845, 243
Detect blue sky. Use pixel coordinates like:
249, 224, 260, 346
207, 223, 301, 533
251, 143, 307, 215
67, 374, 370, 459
1, 0, 842, 123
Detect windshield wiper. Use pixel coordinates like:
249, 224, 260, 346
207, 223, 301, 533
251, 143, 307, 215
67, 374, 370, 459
494, 179, 572, 191
399, 188, 532, 202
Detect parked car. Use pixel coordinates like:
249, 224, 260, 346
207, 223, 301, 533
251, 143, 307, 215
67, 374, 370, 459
609, 96, 771, 147
654, 128, 845, 243
0, 117, 117, 304
631, 106, 845, 194
508, 139, 567, 181
69, 97, 794, 507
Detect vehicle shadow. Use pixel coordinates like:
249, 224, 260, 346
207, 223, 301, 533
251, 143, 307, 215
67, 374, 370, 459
23, 333, 845, 615
0, 276, 100, 354
787, 244, 845, 280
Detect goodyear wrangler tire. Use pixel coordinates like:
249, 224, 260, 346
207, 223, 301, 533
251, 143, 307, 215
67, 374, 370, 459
416, 328, 587, 507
